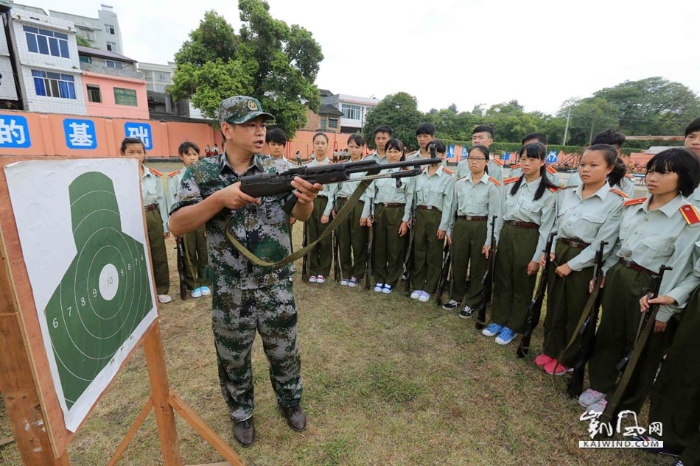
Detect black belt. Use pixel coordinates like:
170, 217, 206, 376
457, 215, 488, 221
559, 237, 590, 249
145, 204, 158, 212
618, 258, 654, 276
505, 220, 538, 229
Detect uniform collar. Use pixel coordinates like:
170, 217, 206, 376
464, 172, 489, 184
219, 152, 265, 176
643, 193, 686, 217
694, 185, 700, 201
575, 182, 610, 200
141, 165, 154, 178
421, 164, 445, 177
521, 176, 542, 189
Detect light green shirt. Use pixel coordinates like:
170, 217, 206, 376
446, 173, 501, 242
509, 166, 560, 186
141, 166, 168, 232
406, 150, 447, 167
691, 186, 700, 208
364, 150, 388, 164
458, 158, 503, 182
566, 172, 636, 198
554, 184, 625, 271
497, 177, 557, 262
413, 166, 455, 232
166, 167, 185, 214
361, 169, 415, 222
307, 157, 336, 216
603, 194, 700, 322
333, 169, 370, 205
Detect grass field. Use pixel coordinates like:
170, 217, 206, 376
0, 163, 661, 465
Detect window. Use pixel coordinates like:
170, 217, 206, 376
32, 70, 76, 99
342, 104, 361, 120
104, 24, 115, 34
106, 60, 124, 69
320, 118, 327, 131
24, 26, 70, 58
106, 41, 116, 52
329, 118, 338, 129
156, 72, 170, 81
114, 87, 137, 106
79, 56, 92, 64
77, 26, 96, 42
87, 84, 101, 103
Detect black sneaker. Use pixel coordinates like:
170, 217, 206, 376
459, 306, 475, 319
442, 299, 460, 311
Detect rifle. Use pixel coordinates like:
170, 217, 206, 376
564, 241, 607, 397
364, 201, 374, 291
240, 157, 441, 214
475, 215, 498, 330
516, 231, 557, 358
435, 242, 451, 306
598, 264, 672, 426
301, 220, 309, 282
333, 227, 341, 281
176, 237, 188, 300
404, 196, 416, 295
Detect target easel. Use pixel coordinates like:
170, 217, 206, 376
0, 156, 243, 466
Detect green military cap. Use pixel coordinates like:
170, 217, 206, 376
218, 96, 275, 125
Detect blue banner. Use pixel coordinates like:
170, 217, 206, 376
124, 122, 152, 150
0, 115, 31, 148
64, 119, 97, 149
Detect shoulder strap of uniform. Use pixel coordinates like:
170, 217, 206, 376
680, 204, 700, 225
510, 163, 520, 169
488, 176, 501, 186
167, 170, 180, 178
609, 188, 629, 199
504, 176, 520, 184
492, 158, 504, 167
442, 167, 454, 175
623, 197, 647, 207
548, 186, 559, 193
149, 168, 163, 177
625, 173, 634, 179
546, 165, 557, 175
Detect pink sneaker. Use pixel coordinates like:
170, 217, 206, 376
534, 353, 554, 368
543, 359, 572, 375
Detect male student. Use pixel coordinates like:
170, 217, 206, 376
365, 125, 392, 164
457, 125, 503, 182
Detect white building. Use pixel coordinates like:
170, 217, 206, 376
0, 9, 19, 101
138, 61, 203, 119
49, 4, 124, 55
9, 6, 86, 115
322, 92, 379, 133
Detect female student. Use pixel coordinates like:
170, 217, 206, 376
333, 133, 370, 287
444, 145, 501, 316
120, 137, 171, 304
482, 143, 558, 345
578, 148, 700, 416
409, 139, 454, 302
361, 138, 415, 294
537, 145, 626, 375
306, 132, 336, 283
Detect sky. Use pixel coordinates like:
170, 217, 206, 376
25, 0, 700, 115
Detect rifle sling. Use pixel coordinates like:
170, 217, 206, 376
225, 178, 371, 268
558, 274, 604, 362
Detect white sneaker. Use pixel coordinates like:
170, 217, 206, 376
586, 399, 607, 414
418, 291, 430, 302
191, 288, 202, 298
158, 294, 172, 304
382, 284, 393, 294
309, 275, 317, 283
200, 286, 211, 296
340, 278, 349, 286
374, 283, 384, 292
410, 290, 422, 299
348, 277, 358, 288
578, 388, 605, 407
316, 275, 326, 284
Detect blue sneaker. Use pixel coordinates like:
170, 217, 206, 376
495, 327, 517, 345
481, 323, 503, 337
200, 286, 211, 296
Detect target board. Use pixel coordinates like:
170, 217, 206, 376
4, 158, 158, 432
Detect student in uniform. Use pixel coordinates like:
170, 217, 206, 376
509, 133, 560, 185
443, 144, 501, 315
306, 132, 336, 283
536, 145, 626, 375
365, 125, 392, 164
266, 128, 297, 170
567, 129, 636, 197
333, 133, 370, 287
167, 142, 211, 298
684, 118, 700, 208
362, 138, 415, 294
407, 122, 435, 161
457, 126, 503, 182
120, 137, 171, 304
579, 148, 700, 415
409, 139, 454, 302
482, 143, 558, 345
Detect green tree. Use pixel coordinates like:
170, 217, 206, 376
556, 97, 620, 146
363, 92, 423, 151
169, 1, 323, 138
76, 36, 91, 47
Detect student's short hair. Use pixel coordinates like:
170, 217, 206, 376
178, 141, 200, 156
120, 137, 145, 153
416, 122, 436, 136
427, 138, 446, 154
313, 132, 329, 143
347, 133, 365, 146
591, 128, 626, 147
647, 148, 700, 197
385, 138, 404, 154
472, 125, 494, 138
469, 144, 490, 160
521, 132, 547, 145
685, 118, 700, 137
266, 128, 288, 145
374, 125, 392, 136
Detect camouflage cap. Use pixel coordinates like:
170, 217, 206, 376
218, 96, 275, 125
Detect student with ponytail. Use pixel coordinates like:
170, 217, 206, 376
482, 143, 558, 345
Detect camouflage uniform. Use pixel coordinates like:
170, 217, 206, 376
171, 152, 302, 422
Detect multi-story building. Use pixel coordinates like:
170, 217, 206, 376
138, 61, 174, 93
0, 2, 20, 106
49, 4, 123, 54
9, 5, 86, 115
138, 61, 204, 120
321, 91, 379, 133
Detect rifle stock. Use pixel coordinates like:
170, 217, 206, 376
435, 243, 451, 306
404, 203, 416, 295
364, 204, 374, 291
333, 228, 341, 281
176, 237, 187, 301
475, 216, 498, 330
516, 231, 557, 358
301, 221, 308, 282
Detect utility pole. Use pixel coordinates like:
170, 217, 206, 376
588, 113, 598, 145
562, 107, 571, 145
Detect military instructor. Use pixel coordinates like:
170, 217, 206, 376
169, 96, 322, 447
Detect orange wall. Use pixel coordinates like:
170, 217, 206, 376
81, 73, 149, 120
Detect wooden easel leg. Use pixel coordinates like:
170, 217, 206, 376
143, 324, 182, 466
107, 398, 154, 466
